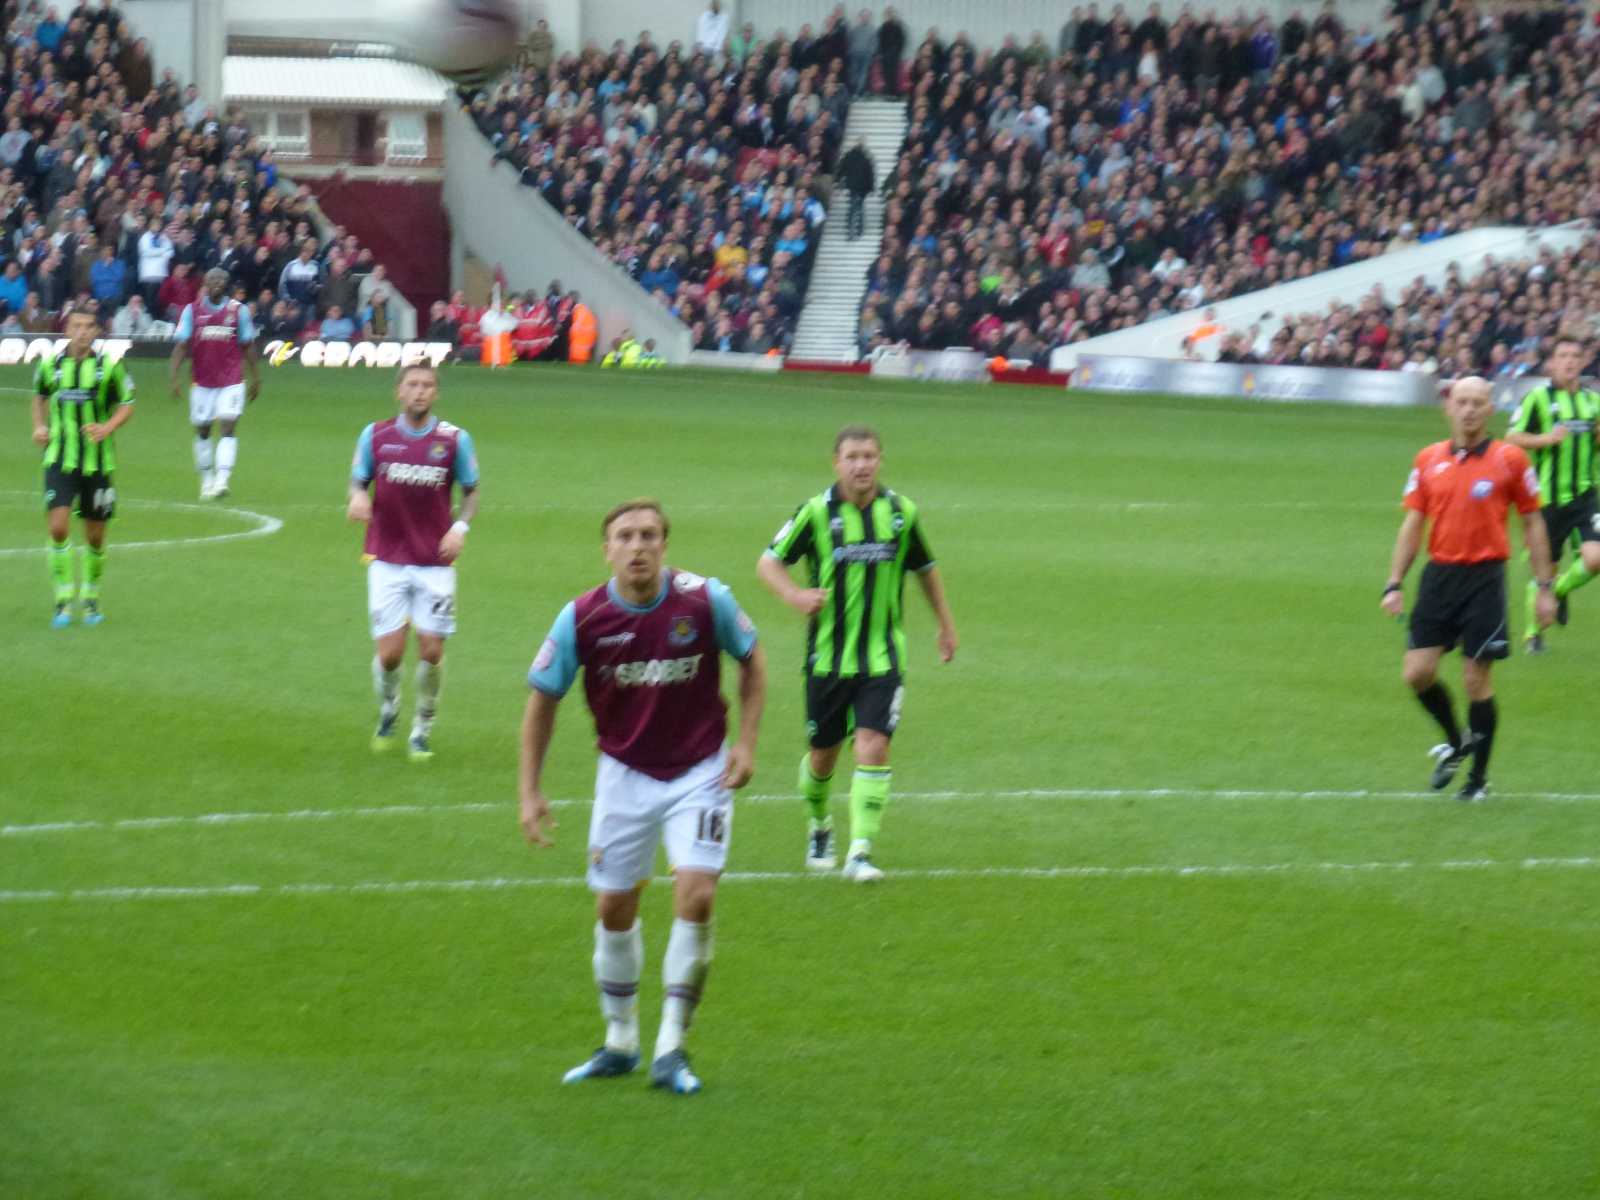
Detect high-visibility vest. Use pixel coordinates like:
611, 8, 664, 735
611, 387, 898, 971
480, 330, 512, 366
568, 304, 598, 362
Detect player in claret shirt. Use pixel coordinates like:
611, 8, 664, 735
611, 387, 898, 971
170, 268, 261, 499
520, 499, 766, 1096
348, 362, 479, 760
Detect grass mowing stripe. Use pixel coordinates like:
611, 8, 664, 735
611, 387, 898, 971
8, 786, 1600, 838
4, 855, 1599, 903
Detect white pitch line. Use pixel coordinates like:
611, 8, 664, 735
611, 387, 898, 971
0, 496, 283, 556
3, 856, 1598, 904
8, 786, 1600, 840
267, 498, 1391, 516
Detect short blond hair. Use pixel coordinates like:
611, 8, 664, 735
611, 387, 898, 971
602, 498, 670, 539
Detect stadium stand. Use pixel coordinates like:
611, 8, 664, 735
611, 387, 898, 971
463, 12, 887, 354
0, 1, 404, 342
1220, 236, 1600, 379
853, 0, 1600, 373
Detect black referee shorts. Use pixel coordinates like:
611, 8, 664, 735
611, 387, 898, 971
1408, 561, 1509, 661
42, 465, 116, 521
1540, 493, 1600, 557
805, 671, 904, 748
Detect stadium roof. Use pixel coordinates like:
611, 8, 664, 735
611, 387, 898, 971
222, 56, 448, 108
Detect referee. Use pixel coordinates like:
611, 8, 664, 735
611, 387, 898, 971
1506, 336, 1600, 653
1381, 377, 1555, 801
31, 309, 136, 628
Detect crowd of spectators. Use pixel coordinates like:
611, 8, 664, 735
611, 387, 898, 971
1203, 236, 1600, 379
0, 0, 400, 342
468, 3, 930, 353
854, 0, 1600, 373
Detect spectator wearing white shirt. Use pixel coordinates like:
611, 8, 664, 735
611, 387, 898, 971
181, 84, 208, 128
137, 214, 175, 308
0, 116, 31, 169
1150, 247, 1187, 282
695, 0, 729, 57
357, 263, 393, 312
111, 294, 155, 337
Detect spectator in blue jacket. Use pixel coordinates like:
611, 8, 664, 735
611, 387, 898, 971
278, 238, 323, 310
89, 243, 128, 305
0, 260, 28, 314
638, 249, 681, 298
320, 304, 356, 341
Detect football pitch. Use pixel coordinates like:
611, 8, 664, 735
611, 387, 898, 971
4, 364, 1597, 1198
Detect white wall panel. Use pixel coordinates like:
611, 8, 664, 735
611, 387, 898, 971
442, 104, 692, 361
574, 0, 710, 49
724, 1, 1392, 54
215, 0, 1395, 65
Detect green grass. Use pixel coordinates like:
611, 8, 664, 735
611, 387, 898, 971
3, 364, 1598, 1198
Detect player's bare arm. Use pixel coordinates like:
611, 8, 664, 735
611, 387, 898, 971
1382, 509, 1426, 618
757, 551, 827, 615
914, 565, 958, 661
83, 397, 134, 444
30, 391, 49, 445
168, 339, 190, 400
721, 642, 767, 790
243, 342, 262, 404
1522, 508, 1559, 628
438, 485, 479, 563
519, 688, 561, 847
347, 479, 373, 523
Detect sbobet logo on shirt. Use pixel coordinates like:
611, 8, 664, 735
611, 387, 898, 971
1470, 480, 1495, 499
264, 340, 454, 369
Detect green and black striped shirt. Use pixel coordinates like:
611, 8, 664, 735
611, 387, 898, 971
1509, 383, 1599, 507
35, 351, 135, 475
767, 485, 935, 678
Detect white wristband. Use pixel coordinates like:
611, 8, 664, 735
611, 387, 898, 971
450, 520, 470, 536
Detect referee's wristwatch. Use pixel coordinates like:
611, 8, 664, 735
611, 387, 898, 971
1382, 582, 1402, 597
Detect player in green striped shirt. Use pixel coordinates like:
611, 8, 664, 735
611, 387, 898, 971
757, 426, 958, 882
30, 310, 136, 628
1507, 337, 1600, 653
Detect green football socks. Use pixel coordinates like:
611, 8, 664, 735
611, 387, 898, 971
79, 544, 105, 600
849, 765, 892, 844
799, 754, 832, 824
47, 539, 74, 603
1555, 558, 1595, 599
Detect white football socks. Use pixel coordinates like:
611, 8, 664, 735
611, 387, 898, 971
214, 436, 238, 489
413, 659, 442, 735
594, 921, 643, 1054
193, 436, 214, 491
372, 656, 400, 717
655, 918, 713, 1059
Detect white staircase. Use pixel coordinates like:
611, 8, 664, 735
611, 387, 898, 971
789, 98, 908, 362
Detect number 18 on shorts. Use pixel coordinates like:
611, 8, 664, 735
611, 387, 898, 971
586, 751, 733, 892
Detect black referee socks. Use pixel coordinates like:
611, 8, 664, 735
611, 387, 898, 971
1416, 682, 1464, 751
1467, 698, 1497, 784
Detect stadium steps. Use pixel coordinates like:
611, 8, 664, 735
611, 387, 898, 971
790, 98, 907, 363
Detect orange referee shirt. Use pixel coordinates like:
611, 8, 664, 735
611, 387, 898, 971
1402, 438, 1542, 564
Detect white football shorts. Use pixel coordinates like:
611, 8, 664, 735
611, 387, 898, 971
367, 560, 457, 639
587, 750, 732, 893
190, 384, 247, 426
